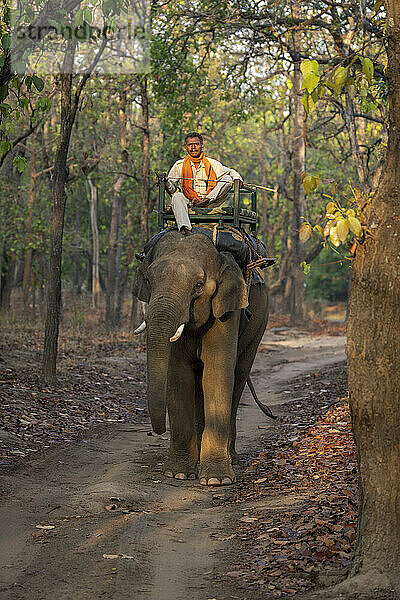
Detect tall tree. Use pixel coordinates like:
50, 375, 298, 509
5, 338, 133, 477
106, 85, 129, 327
42, 37, 106, 383
288, 3, 306, 324
22, 141, 37, 312
87, 176, 100, 309
139, 75, 151, 244
342, 1, 400, 595
42, 41, 77, 383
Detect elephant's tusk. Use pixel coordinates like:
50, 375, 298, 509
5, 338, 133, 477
134, 320, 147, 334
169, 323, 185, 342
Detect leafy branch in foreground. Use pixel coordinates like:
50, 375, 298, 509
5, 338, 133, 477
299, 186, 373, 273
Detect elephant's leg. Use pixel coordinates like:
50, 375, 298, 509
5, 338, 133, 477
164, 352, 198, 480
230, 362, 248, 464
194, 363, 205, 457
230, 284, 269, 461
199, 316, 239, 486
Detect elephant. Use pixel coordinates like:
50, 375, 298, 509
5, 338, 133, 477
132, 229, 269, 486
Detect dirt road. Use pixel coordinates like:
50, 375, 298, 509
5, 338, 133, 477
0, 329, 345, 600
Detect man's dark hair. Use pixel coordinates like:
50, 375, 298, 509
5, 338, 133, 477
185, 132, 203, 145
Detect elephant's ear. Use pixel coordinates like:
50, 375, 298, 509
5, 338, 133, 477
132, 253, 152, 303
212, 252, 248, 319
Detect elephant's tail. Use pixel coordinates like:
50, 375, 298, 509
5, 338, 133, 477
247, 376, 278, 420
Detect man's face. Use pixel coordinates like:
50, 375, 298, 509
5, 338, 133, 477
185, 137, 203, 159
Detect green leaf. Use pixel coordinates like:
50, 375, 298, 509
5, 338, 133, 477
303, 72, 320, 93
13, 155, 26, 173
0, 140, 10, 155
333, 66, 348, 95
48, 19, 60, 29
0, 85, 8, 102
308, 95, 316, 113
25, 75, 33, 90
329, 226, 341, 247
361, 57, 374, 84
302, 173, 320, 195
84, 8, 93, 24
311, 88, 319, 103
326, 202, 336, 216
337, 219, 350, 242
299, 223, 312, 243
300, 261, 311, 275
301, 59, 319, 77
75, 9, 84, 26
301, 95, 309, 114
301, 92, 316, 114
13, 61, 26, 75
0, 102, 11, 113
348, 216, 362, 236
32, 75, 44, 91
1, 34, 11, 51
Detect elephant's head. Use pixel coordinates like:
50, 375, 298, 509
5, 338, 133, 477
132, 231, 248, 434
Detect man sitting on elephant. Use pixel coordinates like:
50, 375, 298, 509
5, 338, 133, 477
165, 132, 243, 235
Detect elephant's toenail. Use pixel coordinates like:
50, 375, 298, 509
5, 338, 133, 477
199, 478, 207, 485
221, 477, 232, 485
188, 473, 197, 480
175, 473, 187, 480
208, 477, 220, 486
164, 470, 173, 478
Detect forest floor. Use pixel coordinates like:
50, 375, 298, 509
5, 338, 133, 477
0, 305, 397, 600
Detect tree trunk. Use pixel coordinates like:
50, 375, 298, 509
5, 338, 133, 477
0, 243, 14, 314
344, 0, 400, 592
41, 35, 106, 382
38, 246, 45, 320
86, 249, 93, 293
72, 186, 82, 295
114, 197, 125, 326
140, 76, 150, 244
105, 87, 128, 328
22, 143, 36, 312
289, 5, 306, 325
105, 187, 120, 326
42, 41, 76, 384
87, 177, 100, 309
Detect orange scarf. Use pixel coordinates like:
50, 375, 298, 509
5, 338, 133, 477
181, 153, 217, 203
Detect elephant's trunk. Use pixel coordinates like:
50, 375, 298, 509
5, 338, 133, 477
146, 292, 189, 434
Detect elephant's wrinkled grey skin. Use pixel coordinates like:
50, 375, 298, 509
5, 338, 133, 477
132, 230, 269, 486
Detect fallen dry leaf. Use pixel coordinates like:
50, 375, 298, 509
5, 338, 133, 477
226, 364, 355, 598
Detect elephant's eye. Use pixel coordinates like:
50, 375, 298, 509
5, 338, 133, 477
193, 282, 204, 294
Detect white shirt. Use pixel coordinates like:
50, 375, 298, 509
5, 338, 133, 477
168, 157, 242, 200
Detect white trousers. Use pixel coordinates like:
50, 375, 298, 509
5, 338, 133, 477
170, 181, 233, 231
